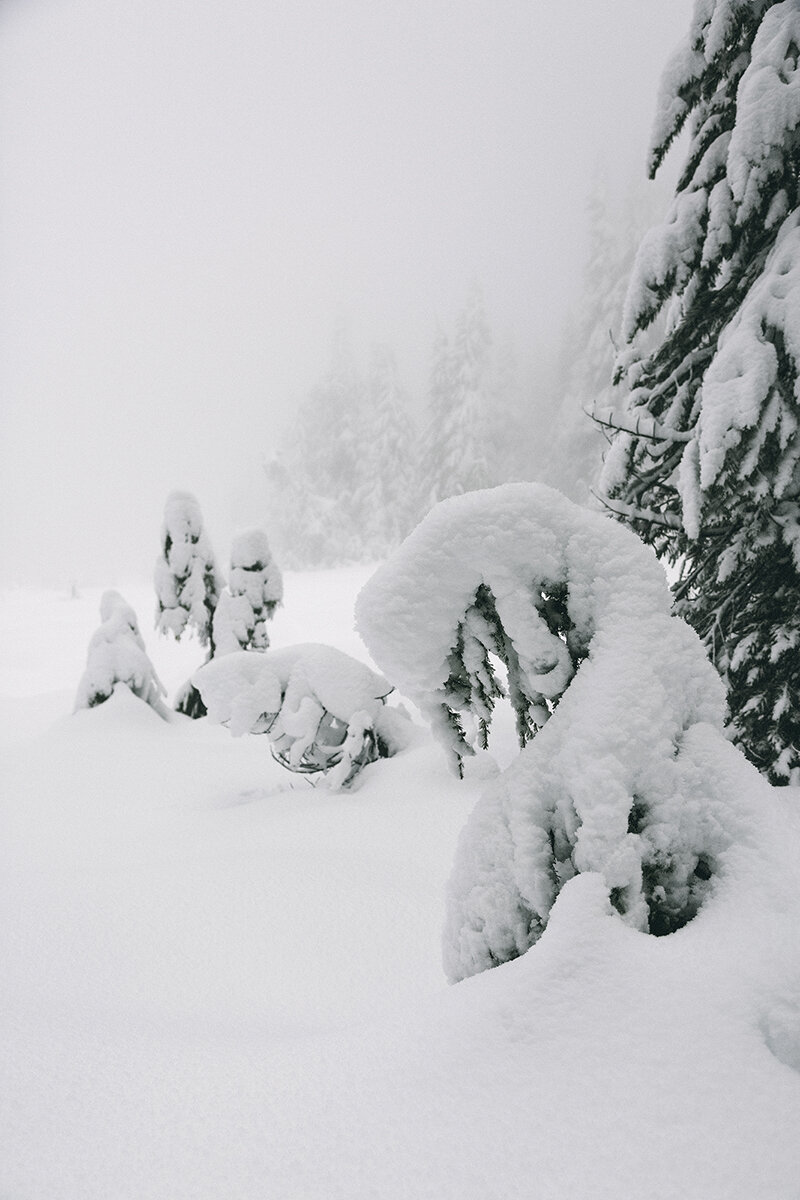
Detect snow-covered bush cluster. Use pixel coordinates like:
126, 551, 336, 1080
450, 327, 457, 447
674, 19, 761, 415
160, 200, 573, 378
213, 528, 283, 655
154, 492, 282, 717
358, 483, 749, 981
75, 590, 166, 716
194, 644, 410, 790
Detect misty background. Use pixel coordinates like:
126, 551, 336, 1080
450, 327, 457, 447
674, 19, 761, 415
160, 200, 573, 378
1, 0, 693, 587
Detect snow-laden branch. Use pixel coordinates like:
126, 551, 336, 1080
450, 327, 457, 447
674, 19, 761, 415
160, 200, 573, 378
591, 490, 683, 531
194, 644, 410, 791
586, 405, 694, 444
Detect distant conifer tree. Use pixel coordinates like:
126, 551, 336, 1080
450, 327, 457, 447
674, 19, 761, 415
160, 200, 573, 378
355, 343, 419, 555
419, 286, 495, 516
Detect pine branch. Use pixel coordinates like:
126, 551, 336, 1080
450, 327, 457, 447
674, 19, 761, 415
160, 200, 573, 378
587, 406, 694, 444
591, 490, 683, 531
628, 447, 685, 494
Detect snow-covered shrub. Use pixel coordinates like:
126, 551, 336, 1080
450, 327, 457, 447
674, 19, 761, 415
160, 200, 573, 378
154, 491, 224, 648
212, 528, 283, 655
154, 491, 225, 716
194, 644, 410, 790
75, 591, 167, 716
356, 483, 744, 981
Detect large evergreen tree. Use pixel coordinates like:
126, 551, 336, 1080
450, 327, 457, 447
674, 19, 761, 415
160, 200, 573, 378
598, 0, 800, 783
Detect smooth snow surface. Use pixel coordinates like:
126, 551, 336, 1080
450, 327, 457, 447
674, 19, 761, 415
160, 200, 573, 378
1, 567, 800, 1199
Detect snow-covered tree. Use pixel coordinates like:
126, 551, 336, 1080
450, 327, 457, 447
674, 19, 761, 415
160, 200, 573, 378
302, 324, 366, 548
155, 491, 224, 648
213, 528, 283, 655
354, 343, 420, 556
267, 326, 369, 566
419, 287, 496, 515
154, 491, 225, 716
357, 484, 747, 981
417, 326, 453, 514
488, 336, 536, 483
547, 182, 666, 503
263, 454, 336, 569
266, 302, 535, 566
598, 1, 800, 784
75, 591, 167, 717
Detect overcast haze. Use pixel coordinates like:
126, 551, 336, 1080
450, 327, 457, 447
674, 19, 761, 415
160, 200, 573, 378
1, 0, 692, 587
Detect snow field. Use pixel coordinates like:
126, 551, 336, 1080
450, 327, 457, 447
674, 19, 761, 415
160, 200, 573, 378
1, 566, 799, 1198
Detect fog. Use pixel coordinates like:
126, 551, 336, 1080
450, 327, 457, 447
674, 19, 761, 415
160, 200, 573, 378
0, 0, 692, 587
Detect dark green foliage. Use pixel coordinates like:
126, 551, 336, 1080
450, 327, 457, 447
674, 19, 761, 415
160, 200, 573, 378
599, 0, 800, 783
174, 680, 208, 719
442, 581, 589, 768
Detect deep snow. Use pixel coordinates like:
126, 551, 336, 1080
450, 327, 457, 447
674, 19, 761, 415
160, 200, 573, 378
1, 568, 799, 1199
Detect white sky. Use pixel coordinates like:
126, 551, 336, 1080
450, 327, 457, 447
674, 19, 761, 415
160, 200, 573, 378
0, 0, 693, 587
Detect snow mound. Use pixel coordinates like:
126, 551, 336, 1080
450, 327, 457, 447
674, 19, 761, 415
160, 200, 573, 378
357, 483, 752, 980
